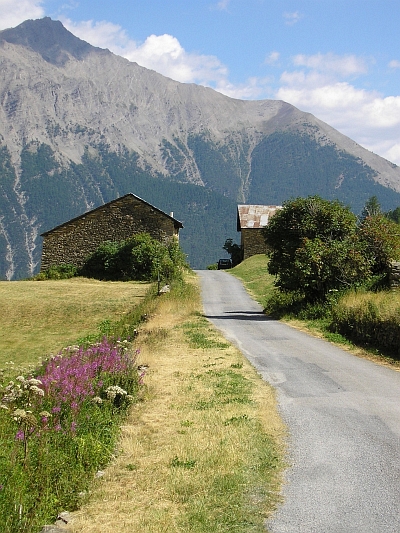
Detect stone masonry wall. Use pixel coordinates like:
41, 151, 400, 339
241, 228, 267, 260
389, 261, 400, 289
41, 195, 179, 271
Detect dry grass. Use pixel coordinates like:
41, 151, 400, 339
0, 278, 149, 367
338, 289, 400, 317
67, 274, 286, 533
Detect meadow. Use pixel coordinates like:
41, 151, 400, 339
0, 274, 285, 533
0, 278, 149, 367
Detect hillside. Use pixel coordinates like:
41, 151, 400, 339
1, 17, 400, 279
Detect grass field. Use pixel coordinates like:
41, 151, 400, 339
230, 254, 274, 307
0, 278, 149, 368
0, 272, 286, 532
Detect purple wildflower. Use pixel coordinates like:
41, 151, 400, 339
15, 430, 25, 441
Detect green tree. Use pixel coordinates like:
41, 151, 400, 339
361, 195, 381, 219
385, 206, 400, 224
262, 196, 370, 301
223, 238, 243, 266
358, 214, 400, 275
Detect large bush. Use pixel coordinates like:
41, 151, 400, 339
79, 233, 187, 282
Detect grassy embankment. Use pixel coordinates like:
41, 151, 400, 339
231, 254, 400, 368
0, 274, 285, 533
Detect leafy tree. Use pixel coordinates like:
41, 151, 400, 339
358, 214, 400, 275
361, 195, 381, 219
385, 206, 400, 224
262, 196, 370, 301
223, 238, 243, 266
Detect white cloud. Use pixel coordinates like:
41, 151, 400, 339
283, 11, 303, 26
389, 60, 400, 69
293, 52, 368, 77
276, 54, 400, 164
63, 18, 230, 86
64, 18, 273, 100
265, 51, 280, 65
216, 76, 273, 100
212, 0, 232, 11
0, 0, 44, 30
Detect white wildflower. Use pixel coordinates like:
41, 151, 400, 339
105, 385, 127, 400
91, 396, 103, 404
13, 408, 27, 421
30, 385, 44, 397
27, 378, 43, 386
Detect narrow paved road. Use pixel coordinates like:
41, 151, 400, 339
196, 270, 400, 533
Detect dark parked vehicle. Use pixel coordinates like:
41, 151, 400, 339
217, 258, 232, 270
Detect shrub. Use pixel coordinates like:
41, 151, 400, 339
32, 264, 78, 280
79, 233, 188, 282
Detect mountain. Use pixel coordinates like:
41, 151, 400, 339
1, 17, 400, 279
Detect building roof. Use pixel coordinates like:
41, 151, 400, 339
237, 204, 282, 231
41, 193, 183, 236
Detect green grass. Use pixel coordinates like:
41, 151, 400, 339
231, 255, 275, 307
66, 273, 285, 533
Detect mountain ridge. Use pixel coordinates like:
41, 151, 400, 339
0, 17, 400, 279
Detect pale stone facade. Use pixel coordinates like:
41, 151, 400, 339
40, 193, 183, 271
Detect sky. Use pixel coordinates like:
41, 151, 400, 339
1, 0, 400, 164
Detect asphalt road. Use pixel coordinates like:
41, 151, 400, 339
196, 270, 400, 533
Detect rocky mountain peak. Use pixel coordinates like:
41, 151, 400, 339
0, 17, 105, 66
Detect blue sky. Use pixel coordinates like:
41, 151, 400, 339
2, 0, 400, 164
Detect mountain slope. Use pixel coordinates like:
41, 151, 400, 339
0, 17, 400, 279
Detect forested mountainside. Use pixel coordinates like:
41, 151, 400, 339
1, 17, 400, 279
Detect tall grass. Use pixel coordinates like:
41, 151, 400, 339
331, 290, 400, 356
0, 273, 285, 532
0, 277, 155, 533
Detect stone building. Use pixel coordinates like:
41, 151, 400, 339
40, 193, 183, 271
237, 204, 281, 260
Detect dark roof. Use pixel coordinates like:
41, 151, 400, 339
41, 193, 183, 236
237, 204, 282, 231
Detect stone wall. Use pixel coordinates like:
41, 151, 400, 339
41, 195, 180, 271
241, 228, 267, 260
389, 261, 400, 289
